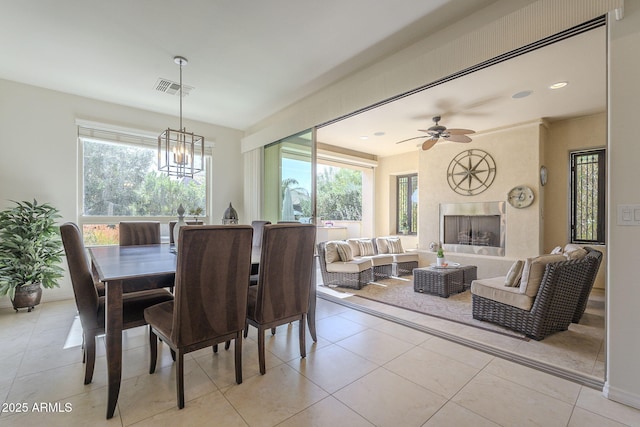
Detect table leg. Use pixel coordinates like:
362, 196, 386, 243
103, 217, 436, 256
105, 280, 123, 419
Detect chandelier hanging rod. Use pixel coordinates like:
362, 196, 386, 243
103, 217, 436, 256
157, 55, 204, 179
174, 56, 187, 131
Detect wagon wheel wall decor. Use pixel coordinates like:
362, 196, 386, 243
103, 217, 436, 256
446, 149, 496, 196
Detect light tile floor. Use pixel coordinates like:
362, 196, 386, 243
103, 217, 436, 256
319, 280, 607, 381
0, 297, 638, 427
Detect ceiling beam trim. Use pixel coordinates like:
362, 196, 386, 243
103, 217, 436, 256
240, 0, 622, 153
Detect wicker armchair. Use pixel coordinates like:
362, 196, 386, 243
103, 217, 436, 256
317, 242, 373, 289
471, 247, 602, 340
571, 247, 603, 323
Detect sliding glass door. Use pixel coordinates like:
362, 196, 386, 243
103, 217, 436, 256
263, 129, 315, 223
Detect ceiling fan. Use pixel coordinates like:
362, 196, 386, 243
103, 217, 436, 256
395, 116, 475, 151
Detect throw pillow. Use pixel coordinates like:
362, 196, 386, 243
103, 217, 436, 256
565, 247, 588, 260
386, 238, 404, 254
358, 239, 376, 256
519, 254, 567, 297
563, 243, 583, 254
504, 260, 524, 287
375, 237, 389, 254
346, 239, 361, 257
336, 241, 353, 262
563, 244, 587, 260
324, 241, 340, 263
550, 246, 563, 255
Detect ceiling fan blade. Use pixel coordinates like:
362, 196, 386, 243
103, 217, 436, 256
447, 128, 475, 135
421, 138, 439, 151
446, 134, 472, 143
395, 136, 426, 144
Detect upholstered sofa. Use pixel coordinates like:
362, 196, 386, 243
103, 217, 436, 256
317, 241, 373, 289
374, 237, 419, 276
346, 238, 394, 280
317, 237, 420, 289
470, 246, 602, 340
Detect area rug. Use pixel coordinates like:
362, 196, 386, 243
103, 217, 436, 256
320, 276, 527, 339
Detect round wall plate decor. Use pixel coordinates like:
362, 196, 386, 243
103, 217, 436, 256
446, 149, 497, 196
507, 185, 535, 208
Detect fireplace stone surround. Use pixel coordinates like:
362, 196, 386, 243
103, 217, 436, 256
439, 201, 506, 257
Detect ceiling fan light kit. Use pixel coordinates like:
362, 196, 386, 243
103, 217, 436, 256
396, 115, 475, 151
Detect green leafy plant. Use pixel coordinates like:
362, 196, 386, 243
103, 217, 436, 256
0, 200, 64, 298
188, 207, 203, 221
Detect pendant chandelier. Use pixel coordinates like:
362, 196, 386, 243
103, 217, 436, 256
158, 56, 204, 178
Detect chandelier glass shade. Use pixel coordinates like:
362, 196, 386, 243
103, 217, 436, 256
158, 56, 204, 178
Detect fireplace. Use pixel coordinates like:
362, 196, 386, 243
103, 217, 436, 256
439, 202, 505, 256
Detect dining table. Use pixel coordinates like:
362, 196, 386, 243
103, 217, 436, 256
88, 242, 316, 419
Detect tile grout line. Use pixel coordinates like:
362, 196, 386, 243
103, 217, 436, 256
318, 292, 604, 391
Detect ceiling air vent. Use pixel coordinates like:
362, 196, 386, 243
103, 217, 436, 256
154, 78, 193, 96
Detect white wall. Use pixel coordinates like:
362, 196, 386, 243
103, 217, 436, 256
0, 79, 244, 308
605, 4, 640, 409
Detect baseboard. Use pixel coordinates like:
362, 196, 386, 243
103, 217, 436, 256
603, 381, 640, 410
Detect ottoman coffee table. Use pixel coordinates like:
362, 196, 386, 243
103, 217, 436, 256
413, 264, 477, 298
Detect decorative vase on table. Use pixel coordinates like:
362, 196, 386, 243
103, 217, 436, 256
173, 204, 187, 251
436, 244, 445, 267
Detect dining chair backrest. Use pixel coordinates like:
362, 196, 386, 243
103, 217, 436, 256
171, 225, 253, 347
253, 223, 316, 324
119, 221, 161, 246
250, 220, 271, 248
60, 222, 100, 331
169, 220, 204, 245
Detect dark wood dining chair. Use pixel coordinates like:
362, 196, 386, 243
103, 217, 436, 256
60, 222, 174, 385
246, 223, 316, 374
250, 220, 271, 282
144, 225, 253, 409
119, 221, 161, 246
91, 221, 165, 297
117, 220, 176, 294
169, 220, 204, 245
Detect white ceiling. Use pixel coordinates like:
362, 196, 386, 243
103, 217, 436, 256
0, 0, 499, 131
318, 26, 606, 157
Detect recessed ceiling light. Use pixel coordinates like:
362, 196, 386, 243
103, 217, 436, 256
512, 90, 533, 99
549, 81, 568, 89
360, 136, 369, 140
374, 131, 385, 136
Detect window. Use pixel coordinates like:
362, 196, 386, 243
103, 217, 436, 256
397, 174, 418, 235
263, 130, 313, 223
570, 149, 605, 244
316, 164, 362, 221
79, 130, 208, 245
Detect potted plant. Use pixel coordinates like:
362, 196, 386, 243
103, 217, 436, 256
0, 200, 64, 312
